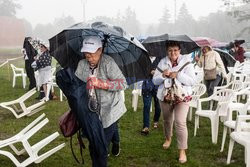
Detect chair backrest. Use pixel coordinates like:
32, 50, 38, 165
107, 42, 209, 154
235, 115, 250, 132
215, 89, 234, 116
51, 67, 56, 75
194, 66, 204, 83
192, 84, 206, 96
239, 99, 250, 115
10, 64, 16, 75
232, 73, 246, 82
190, 84, 206, 107
242, 81, 250, 90
230, 80, 243, 91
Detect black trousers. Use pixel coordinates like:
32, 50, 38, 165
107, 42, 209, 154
205, 75, 222, 97
25, 60, 36, 90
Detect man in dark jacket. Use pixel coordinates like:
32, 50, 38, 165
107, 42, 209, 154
22, 37, 37, 90
141, 56, 161, 135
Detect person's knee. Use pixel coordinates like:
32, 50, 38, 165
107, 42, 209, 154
175, 120, 187, 130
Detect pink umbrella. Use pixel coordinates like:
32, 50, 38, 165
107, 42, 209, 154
192, 37, 227, 48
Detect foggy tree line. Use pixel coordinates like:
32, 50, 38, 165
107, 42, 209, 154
0, 0, 249, 43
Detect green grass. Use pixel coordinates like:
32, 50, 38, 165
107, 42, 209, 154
0, 48, 20, 54
0, 65, 246, 167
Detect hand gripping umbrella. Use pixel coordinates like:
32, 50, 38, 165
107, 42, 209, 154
49, 21, 152, 84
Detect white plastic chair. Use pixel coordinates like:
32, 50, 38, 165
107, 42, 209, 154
211, 80, 243, 109
227, 115, 250, 167
194, 89, 234, 144
43, 67, 64, 102
0, 88, 45, 119
0, 113, 65, 167
188, 83, 206, 121
10, 64, 27, 89
220, 99, 250, 152
194, 65, 204, 83
131, 81, 143, 112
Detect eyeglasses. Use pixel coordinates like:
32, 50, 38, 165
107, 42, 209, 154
168, 49, 180, 52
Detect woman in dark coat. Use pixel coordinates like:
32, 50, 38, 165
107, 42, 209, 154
22, 37, 37, 90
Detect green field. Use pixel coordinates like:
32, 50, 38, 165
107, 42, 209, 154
0, 62, 246, 167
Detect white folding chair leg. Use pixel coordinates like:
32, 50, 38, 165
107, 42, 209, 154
0, 150, 21, 167
9, 144, 26, 156
132, 90, 139, 112
246, 148, 250, 167
227, 138, 235, 164
188, 107, 193, 121
211, 116, 219, 144
194, 115, 199, 136
150, 101, 152, 112
210, 100, 214, 110
60, 89, 63, 102
34, 143, 65, 164
12, 75, 16, 88
45, 83, 52, 101
220, 126, 228, 152
133, 94, 139, 112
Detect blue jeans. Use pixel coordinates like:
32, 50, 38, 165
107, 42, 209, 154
104, 121, 119, 147
142, 93, 161, 128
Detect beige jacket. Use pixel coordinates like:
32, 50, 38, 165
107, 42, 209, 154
197, 50, 227, 78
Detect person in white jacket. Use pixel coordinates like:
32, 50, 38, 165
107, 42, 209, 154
153, 41, 196, 164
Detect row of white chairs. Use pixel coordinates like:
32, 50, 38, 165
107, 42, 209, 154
193, 67, 250, 166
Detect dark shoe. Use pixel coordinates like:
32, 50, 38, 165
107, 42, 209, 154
35, 91, 45, 100
141, 127, 149, 136
111, 143, 120, 156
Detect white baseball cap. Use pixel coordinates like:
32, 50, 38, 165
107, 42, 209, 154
80, 36, 102, 53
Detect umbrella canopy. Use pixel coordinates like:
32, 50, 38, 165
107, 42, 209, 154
192, 37, 227, 48
234, 39, 245, 46
214, 48, 236, 73
142, 34, 199, 58
49, 21, 151, 84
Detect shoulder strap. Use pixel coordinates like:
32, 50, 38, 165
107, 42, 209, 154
156, 66, 164, 73
70, 130, 85, 164
156, 62, 191, 73
177, 62, 191, 72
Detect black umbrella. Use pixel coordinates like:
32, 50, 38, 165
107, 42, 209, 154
142, 34, 200, 57
49, 21, 152, 84
234, 39, 245, 45
214, 48, 236, 73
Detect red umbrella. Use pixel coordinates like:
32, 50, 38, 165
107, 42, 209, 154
192, 37, 227, 48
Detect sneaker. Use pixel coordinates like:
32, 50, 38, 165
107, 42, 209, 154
140, 127, 149, 136
111, 143, 120, 156
153, 122, 158, 129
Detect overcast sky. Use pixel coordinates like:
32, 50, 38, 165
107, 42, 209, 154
16, 0, 225, 27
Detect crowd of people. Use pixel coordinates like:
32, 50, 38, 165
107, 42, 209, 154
19, 35, 247, 167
